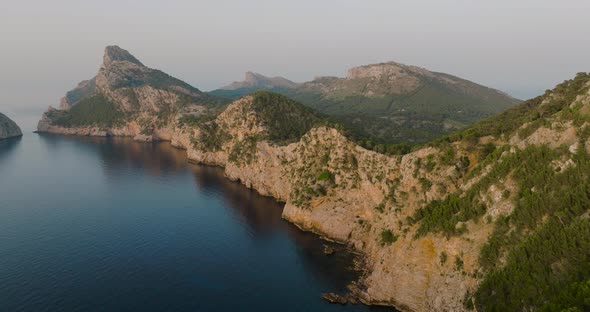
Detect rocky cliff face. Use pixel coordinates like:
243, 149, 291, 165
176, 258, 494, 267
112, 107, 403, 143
37, 48, 590, 312
181, 74, 590, 312
38, 46, 226, 139
0, 113, 22, 140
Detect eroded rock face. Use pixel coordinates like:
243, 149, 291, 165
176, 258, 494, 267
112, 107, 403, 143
34, 91, 511, 312
38, 45, 221, 139
0, 113, 22, 140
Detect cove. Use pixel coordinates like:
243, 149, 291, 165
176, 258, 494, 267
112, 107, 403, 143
0, 133, 394, 311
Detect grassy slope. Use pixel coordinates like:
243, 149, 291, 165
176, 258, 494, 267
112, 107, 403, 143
47, 94, 125, 127
412, 72, 590, 311
209, 74, 519, 145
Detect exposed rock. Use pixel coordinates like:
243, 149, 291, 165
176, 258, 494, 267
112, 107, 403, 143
0, 113, 22, 140
322, 292, 348, 305
323, 245, 336, 255
36, 48, 590, 312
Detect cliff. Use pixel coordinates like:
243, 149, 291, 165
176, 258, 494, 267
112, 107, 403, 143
38, 46, 227, 141
0, 113, 22, 140
37, 46, 590, 312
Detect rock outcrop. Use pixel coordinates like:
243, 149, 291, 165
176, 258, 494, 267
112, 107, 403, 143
38, 45, 226, 139
37, 47, 590, 312
0, 113, 22, 140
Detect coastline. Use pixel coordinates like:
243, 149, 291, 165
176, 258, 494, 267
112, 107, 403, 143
34, 129, 384, 307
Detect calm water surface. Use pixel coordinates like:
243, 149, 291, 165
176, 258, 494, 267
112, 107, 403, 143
0, 133, 395, 312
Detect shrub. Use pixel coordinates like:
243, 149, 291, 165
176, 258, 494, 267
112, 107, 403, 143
380, 229, 398, 245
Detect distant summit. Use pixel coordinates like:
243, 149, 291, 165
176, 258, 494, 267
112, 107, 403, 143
210, 61, 520, 144
102, 45, 144, 67
39, 45, 225, 134
57, 45, 207, 111
220, 72, 299, 91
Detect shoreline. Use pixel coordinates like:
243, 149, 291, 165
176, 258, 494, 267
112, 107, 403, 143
33, 130, 389, 310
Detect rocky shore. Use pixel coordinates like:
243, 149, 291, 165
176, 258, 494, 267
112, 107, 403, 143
36, 46, 590, 312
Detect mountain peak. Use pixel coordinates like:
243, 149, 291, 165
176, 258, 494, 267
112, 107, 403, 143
244, 71, 261, 82
345, 61, 432, 81
103, 45, 144, 68
220, 72, 299, 90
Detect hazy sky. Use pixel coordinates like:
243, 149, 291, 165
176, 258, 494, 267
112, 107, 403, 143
1, 0, 590, 123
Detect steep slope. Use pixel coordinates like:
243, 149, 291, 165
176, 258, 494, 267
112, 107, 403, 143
38, 45, 227, 139
180, 73, 589, 311
36, 46, 589, 311
211, 62, 520, 144
0, 113, 22, 140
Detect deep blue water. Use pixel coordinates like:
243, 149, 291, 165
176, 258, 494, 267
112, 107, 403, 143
0, 133, 394, 312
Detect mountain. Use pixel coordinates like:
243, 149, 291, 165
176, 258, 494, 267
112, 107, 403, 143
210, 62, 520, 144
0, 113, 22, 140
36, 46, 590, 311
184, 73, 590, 311
39, 45, 227, 138
222, 71, 299, 90
194, 73, 590, 312
210, 72, 299, 99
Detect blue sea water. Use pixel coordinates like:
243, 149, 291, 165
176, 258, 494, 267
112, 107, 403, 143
0, 133, 395, 312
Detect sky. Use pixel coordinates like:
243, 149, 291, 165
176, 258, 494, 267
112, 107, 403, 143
1, 0, 589, 127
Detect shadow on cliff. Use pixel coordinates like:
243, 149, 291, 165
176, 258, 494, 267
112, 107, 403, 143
189, 164, 396, 311
33, 134, 396, 311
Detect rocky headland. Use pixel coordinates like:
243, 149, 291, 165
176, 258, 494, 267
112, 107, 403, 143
37, 46, 590, 312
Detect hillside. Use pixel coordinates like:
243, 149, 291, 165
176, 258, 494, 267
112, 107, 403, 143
0, 113, 22, 140
36, 46, 590, 311
211, 62, 520, 144
180, 72, 590, 312
184, 73, 590, 311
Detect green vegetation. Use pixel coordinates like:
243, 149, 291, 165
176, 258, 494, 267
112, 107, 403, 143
316, 170, 335, 182
47, 94, 125, 127
375, 202, 385, 213
455, 255, 464, 271
210, 68, 520, 145
437, 72, 590, 145
249, 91, 326, 145
380, 229, 398, 245
439, 251, 448, 265
408, 72, 590, 311
228, 135, 258, 164
475, 218, 590, 311
195, 121, 231, 152
109, 68, 202, 95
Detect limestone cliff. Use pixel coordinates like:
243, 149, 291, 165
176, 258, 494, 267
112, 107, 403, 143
38, 45, 226, 140
0, 113, 22, 140
37, 48, 590, 312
